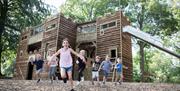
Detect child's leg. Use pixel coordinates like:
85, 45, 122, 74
67, 71, 73, 90
120, 74, 123, 82
78, 68, 82, 82
115, 74, 118, 82
49, 67, 52, 79
96, 72, 99, 82
52, 67, 56, 79
91, 72, 95, 85
79, 67, 85, 81
102, 70, 107, 84
36, 70, 41, 83
116, 72, 121, 82
60, 68, 67, 83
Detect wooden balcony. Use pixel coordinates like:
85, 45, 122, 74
76, 32, 97, 42
28, 32, 43, 45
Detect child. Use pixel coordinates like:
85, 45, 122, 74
32, 52, 44, 83
76, 50, 87, 85
53, 38, 84, 91
91, 56, 101, 85
115, 58, 128, 85
47, 49, 58, 83
98, 55, 113, 84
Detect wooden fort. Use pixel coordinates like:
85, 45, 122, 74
14, 11, 132, 81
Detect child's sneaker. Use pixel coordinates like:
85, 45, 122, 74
51, 79, 53, 84
114, 82, 117, 86
81, 77, 84, 81
92, 81, 94, 85
76, 81, 80, 85
70, 89, 75, 91
37, 79, 40, 83
102, 81, 105, 85
118, 81, 122, 85
63, 78, 67, 83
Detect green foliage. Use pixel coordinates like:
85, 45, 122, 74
60, 0, 128, 22
133, 46, 180, 83
1, 50, 16, 77
0, 0, 51, 76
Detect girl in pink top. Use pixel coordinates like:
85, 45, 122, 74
53, 38, 84, 91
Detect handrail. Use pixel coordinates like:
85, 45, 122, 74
18, 65, 24, 79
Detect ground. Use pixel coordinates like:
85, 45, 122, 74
0, 80, 179, 91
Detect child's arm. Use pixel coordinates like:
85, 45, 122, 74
69, 48, 85, 61
98, 61, 103, 71
53, 49, 61, 57
114, 64, 117, 69
56, 57, 58, 66
83, 57, 87, 64
92, 62, 95, 68
123, 65, 128, 69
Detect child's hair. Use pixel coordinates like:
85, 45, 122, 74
62, 38, 71, 48
96, 56, 100, 59
63, 38, 69, 42
105, 54, 109, 58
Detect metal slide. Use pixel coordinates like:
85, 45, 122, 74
123, 26, 180, 59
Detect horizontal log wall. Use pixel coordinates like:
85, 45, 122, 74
96, 11, 132, 81
57, 15, 77, 50
121, 13, 132, 81
15, 30, 30, 79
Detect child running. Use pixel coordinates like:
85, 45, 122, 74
32, 51, 44, 83
91, 56, 101, 85
76, 50, 87, 85
98, 55, 113, 84
53, 38, 84, 91
47, 49, 58, 83
114, 58, 128, 85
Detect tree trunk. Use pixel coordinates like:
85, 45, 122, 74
138, 41, 145, 82
0, 29, 3, 76
0, 20, 5, 76
0, 0, 8, 76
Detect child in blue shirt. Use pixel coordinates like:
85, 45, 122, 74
98, 55, 113, 84
115, 58, 128, 85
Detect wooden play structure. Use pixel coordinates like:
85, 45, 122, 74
14, 11, 135, 81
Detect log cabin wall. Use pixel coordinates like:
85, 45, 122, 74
57, 15, 77, 50
41, 14, 59, 60
96, 11, 132, 81
14, 28, 31, 79
121, 14, 132, 81
40, 14, 60, 79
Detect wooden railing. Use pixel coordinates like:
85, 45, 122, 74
76, 32, 97, 42
18, 65, 24, 80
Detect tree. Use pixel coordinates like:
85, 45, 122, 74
60, 0, 128, 22
124, 0, 179, 82
0, 0, 50, 76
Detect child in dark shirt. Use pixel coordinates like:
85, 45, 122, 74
33, 54, 44, 83
76, 50, 87, 85
91, 56, 101, 85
